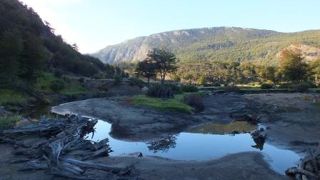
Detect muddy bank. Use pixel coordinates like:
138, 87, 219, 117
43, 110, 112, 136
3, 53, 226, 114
52, 97, 197, 140
40, 93, 320, 179
52, 94, 252, 140
99, 153, 286, 180
0, 143, 286, 180
244, 93, 320, 153
0, 114, 287, 180
51, 93, 320, 152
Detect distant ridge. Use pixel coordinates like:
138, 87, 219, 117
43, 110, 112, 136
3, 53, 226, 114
92, 27, 320, 64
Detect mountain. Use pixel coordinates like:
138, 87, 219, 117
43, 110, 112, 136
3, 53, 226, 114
92, 27, 320, 64
0, 0, 106, 84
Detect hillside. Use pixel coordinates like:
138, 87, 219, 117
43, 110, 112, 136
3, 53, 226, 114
93, 27, 320, 64
0, 0, 106, 87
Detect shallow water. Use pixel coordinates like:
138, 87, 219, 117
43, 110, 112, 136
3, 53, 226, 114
84, 120, 301, 174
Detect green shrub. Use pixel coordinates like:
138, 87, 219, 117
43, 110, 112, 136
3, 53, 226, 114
183, 94, 204, 112
147, 84, 174, 98
113, 76, 122, 85
290, 82, 315, 92
164, 83, 182, 94
278, 83, 291, 89
279, 82, 315, 92
50, 80, 65, 92
79, 77, 85, 83
181, 84, 198, 92
53, 69, 63, 78
260, 83, 273, 89
128, 77, 145, 88
0, 89, 27, 105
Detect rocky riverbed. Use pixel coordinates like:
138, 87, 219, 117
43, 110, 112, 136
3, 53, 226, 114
1, 93, 319, 180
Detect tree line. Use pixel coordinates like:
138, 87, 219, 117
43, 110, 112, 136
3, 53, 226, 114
134, 48, 320, 88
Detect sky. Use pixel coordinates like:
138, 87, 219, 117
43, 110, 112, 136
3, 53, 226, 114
20, 0, 320, 54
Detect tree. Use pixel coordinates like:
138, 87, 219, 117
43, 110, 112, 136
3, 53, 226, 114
19, 33, 49, 83
311, 59, 320, 85
279, 49, 308, 82
136, 58, 157, 86
147, 48, 177, 85
0, 30, 23, 87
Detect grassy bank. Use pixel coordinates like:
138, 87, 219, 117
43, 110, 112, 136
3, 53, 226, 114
35, 73, 87, 96
131, 95, 193, 113
0, 89, 28, 105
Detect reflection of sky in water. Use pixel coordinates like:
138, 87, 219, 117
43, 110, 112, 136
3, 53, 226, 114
84, 120, 301, 174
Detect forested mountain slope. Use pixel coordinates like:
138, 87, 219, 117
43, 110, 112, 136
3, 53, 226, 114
93, 27, 320, 64
0, 0, 107, 87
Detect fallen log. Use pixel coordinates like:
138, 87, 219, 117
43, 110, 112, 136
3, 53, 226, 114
63, 158, 125, 173
286, 167, 318, 178
286, 145, 320, 180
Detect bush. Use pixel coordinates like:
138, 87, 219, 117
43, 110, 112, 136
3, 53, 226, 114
0, 89, 27, 105
278, 83, 291, 89
183, 94, 204, 112
113, 76, 122, 85
279, 82, 315, 92
181, 84, 198, 92
146, 84, 174, 98
290, 82, 315, 92
128, 77, 145, 88
53, 69, 63, 78
164, 83, 182, 94
260, 83, 273, 89
50, 80, 65, 92
79, 77, 85, 83
223, 86, 240, 92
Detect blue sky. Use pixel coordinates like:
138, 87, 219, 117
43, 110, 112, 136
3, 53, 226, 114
20, 0, 320, 53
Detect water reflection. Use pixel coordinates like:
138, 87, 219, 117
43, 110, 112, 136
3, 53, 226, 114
147, 135, 177, 153
188, 121, 256, 134
84, 120, 300, 174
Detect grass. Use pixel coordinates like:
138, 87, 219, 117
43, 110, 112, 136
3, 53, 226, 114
131, 95, 193, 113
34, 72, 58, 92
0, 115, 21, 130
0, 89, 28, 105
60, 82, 87, 96
34, 72, 88, 95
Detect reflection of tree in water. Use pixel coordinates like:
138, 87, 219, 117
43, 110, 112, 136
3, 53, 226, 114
147, 135, 177, 153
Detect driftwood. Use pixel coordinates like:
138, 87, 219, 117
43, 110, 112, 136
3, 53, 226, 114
286, 145, 320, 180
0, 114, 137, 179
250, 128, 266, 150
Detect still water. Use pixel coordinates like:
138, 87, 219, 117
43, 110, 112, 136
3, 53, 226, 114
84, 120, 301, 174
